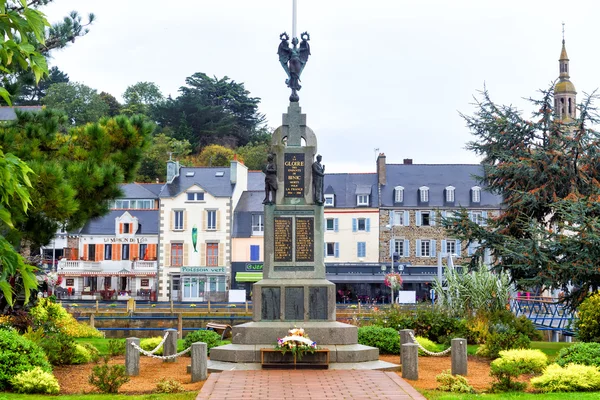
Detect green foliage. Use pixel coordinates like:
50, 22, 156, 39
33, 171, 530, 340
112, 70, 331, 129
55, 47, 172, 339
140, 336, 164, 356
43, 82, 109, 124
136, 132, 191, 182
357, 326, 400, 354
183, 329, 221, 355
476, 322, 531, 359
444, 88, 600, 310
0, 329, 51, 390
435, 370, 474, 393
415, 336, 444, 356
39, 331, 77, 366
29, 298, 103, 338
155, 378, 184, 393
490, 349, 547, 392
555, 342, 600, 367
576, 292, 600, 342
71, 343, 96, 364
9, 367, 59, 394
99, 91, 122, 117
108, 338, 127, 356
88, 356, 130, 394
531, 363, 600, 392
122, 81, 163, 116
236, 141, 270, 171
185, 144, 236, 167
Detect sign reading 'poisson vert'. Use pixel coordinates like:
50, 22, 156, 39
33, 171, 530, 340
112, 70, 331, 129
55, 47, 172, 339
181, 267, 226, 274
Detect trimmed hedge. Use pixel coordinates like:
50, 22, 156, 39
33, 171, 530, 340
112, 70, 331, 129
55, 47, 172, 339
357, 326, 399, 354
0, 329, 51, 390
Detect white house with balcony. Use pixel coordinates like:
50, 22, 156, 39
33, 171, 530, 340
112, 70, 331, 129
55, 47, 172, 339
56, 183, 161, 300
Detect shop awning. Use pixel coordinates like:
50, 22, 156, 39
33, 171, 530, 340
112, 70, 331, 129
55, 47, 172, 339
235, 272, 263, 282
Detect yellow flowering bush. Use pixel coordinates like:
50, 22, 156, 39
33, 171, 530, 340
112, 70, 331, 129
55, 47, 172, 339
140, 337, 164, 355
531, 363, 600, 392
30, 298, 103, 338
9, 367, 60, 394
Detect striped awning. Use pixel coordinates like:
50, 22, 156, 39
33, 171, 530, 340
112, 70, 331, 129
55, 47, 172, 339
235, 272, 263, 282
59, 271, 156, 277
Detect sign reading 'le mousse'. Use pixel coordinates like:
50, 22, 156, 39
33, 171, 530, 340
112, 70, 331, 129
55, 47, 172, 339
274, 217, 293, 262
284, 153, 305, 197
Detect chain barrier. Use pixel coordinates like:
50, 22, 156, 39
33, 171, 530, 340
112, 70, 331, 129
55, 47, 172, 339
405, 331, 452, 356
130, 341, 192, 360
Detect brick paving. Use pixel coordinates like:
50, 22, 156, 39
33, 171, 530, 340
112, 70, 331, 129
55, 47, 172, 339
197, 370, 427, 400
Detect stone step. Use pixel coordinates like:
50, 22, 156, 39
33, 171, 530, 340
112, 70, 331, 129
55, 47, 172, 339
210, 343, 379, 364
231, 321, 358, 345
205, 359, 401, 372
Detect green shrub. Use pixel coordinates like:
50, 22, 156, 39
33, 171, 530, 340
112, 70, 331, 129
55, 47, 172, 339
9, 367, 60, 394
576, 292, 600, 342
413, 308, 469, 345
531, 363, 600, 392
140, 337, 164, 355
184, 330, 221, 355
556, 342, 600, 367
71, 343, 93, 364
436, 369, 474, 393
371, 306, 415, 331
0, 329, 51, 390
155, 378, 184, 393
490, 349, 548, 392
415, 336, 443, 356
108, 338, 126, 356
357, 326, 399, 354
476, 322, 531, 359
81, 342, 100, 363
88, 356, 130, 393
39, 332, 78, 366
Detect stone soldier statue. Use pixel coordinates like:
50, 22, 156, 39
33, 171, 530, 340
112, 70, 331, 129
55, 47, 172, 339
312, 154, 325, 205
263, 153, 277, 204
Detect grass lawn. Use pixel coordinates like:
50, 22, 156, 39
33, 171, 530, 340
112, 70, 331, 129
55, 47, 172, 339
0, 394, 197, 400
530, 341, 573, 359
420, 391, 600, 399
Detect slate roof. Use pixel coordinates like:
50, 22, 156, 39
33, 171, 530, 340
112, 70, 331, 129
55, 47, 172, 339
235, 190, 265, 213
79, 210, 159, 235
322, 173, 379, 208
0, 106, 43, 121
160, 167, 233, 198
248, 171, 265, 191
120, 183, 161, 199
380, 164, 502, 207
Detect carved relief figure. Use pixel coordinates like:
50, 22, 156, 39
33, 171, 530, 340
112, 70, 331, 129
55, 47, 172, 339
312, 154, 325, 205
263, 153, 278, 205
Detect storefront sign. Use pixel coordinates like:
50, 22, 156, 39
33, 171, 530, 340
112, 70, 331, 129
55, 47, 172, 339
181, 266, 226, 274
245, 263, 263, 272
284, 153, 305, 197
65, 278, 74, 286
103, 237, 149, 243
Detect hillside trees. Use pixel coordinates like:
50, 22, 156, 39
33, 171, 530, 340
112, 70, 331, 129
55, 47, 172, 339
442, 88, 600, 309
43, 82, 109, 125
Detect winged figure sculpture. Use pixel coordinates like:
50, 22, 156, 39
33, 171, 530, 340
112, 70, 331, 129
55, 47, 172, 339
278, 32, 311, 102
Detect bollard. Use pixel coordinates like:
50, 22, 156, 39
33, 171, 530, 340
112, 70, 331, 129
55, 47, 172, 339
191, 342, 208, 382
451, 338, 468, 376
125, 337, 140, 376
163, 328, 178, 363
401, 343, 419, 380
170, 300, 174, 313
245, 300, 248, 313
95, 299, 99, 313
178, 313, 183, 339
399, 329, 415, 363
208, 299, 211, 313
89, 313, 95, 328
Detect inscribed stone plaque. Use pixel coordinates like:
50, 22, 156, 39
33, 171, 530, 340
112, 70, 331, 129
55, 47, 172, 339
274, 266, 314, 272
295, 217, 314, 262
285, 287, 304, 320
284, 153, 305, 197
274, 217, 292, 262
261, 287, 281, 320
309, 287, 328, 320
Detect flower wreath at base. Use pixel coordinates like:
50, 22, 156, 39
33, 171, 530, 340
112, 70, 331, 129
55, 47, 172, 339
275, 328, 319, 360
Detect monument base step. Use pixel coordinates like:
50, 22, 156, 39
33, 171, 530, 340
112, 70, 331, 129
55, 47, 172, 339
231, 321, 358, 345
209, 343, 379, 364
203, 359, 400, 372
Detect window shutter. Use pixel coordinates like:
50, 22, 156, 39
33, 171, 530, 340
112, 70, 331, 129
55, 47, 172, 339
218, 244, 224, 266
416, 239, 421, 257
129, 223, 133, 233
352, 218, 357, 232
164, 244, 171, 267
203, 211, 208, 231
334, 218, 339, 232
324, 242, 327, 256
455, 240, 461, 256
389, 211, 395, 226
389, 239, 395, 257
199, 243, 206, 266
83, 245, 88, 260
183, 210, 188, 231
170, 212, 174, 231
431, 240, 437, 257
119, 223, 123, 234
366, 218, 370, 232
111, 244, 118, 261
356, 243, 360, 258
441, 240, 447, 255
114, 244, 121, 261
482, 211, 488, 226
404, 211, 410, 226
95, 244, 102, 261
334, 242, 340, 258
216, 210, 221, 230
430, 211, 436, 226
183, 243, 189, 266
415, 211, 421, 226
404, 240, 410, 257
131, 244, 138, 261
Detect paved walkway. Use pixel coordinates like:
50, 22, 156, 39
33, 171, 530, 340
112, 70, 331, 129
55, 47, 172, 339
197, 370, 427, 400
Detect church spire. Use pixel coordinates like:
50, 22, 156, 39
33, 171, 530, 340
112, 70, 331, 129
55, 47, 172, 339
554, 23, 576, 120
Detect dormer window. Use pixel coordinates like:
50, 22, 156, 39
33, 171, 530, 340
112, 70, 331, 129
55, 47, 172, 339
394, 186, 404, 203
357, 195, 369, 206
471, 186, 481, 203
324, 194, 334, 207
445, 186, 455, 202
419, 186, 429, 202
187, 192, 205, 201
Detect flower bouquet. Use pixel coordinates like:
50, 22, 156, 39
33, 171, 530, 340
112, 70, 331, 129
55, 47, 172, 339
384, 272, 403, 290
275, 327, 318, 360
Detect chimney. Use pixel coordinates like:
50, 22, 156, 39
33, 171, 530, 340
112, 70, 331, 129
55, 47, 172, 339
230, 158, 238, 184
166, 160, 179, 183
377, 153, 386, 185
403, 158, 413, 165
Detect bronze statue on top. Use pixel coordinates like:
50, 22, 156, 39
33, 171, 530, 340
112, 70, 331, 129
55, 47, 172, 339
263, 153, 278, 205
278, 32, 311, 102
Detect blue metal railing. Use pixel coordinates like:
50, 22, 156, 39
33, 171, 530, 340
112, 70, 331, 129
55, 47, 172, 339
509, 297, 577, 335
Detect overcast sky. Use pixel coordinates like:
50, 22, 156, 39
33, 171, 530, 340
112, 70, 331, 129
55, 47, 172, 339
42, 0, 600, 173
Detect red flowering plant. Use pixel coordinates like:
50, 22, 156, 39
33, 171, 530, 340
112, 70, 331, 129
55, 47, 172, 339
384, 273, 403, 291
275, 327, 318, 360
